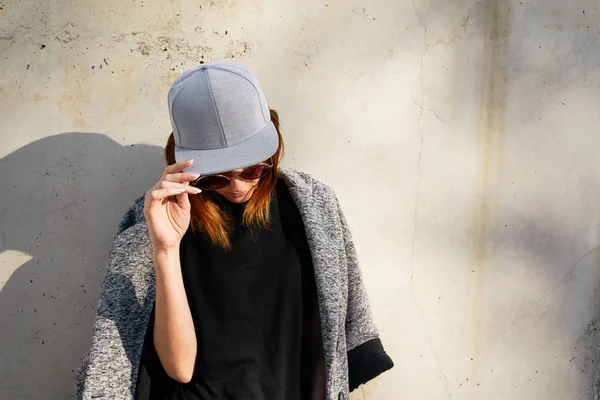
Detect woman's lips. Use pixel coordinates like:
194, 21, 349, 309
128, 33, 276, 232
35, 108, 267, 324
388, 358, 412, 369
230, 191, 247, 198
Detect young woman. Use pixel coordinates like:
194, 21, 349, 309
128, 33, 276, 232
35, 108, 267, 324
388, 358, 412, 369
76, 61, 393, 400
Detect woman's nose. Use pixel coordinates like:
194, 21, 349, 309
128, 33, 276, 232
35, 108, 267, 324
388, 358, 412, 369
229, 177, 246, 190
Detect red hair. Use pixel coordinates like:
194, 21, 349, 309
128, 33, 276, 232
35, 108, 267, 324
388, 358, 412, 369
164, 109, 285, 250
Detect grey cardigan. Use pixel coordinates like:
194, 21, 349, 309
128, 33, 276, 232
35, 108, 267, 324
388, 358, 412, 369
75, 166, 393, 400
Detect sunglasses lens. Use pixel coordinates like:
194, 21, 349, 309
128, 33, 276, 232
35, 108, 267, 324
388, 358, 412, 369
240, 165, 269, 180
193, 163, 272, 190
194, 176, 230, 190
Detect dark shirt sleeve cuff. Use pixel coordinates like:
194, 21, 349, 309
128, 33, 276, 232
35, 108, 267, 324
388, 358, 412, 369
348, 338, 394, 392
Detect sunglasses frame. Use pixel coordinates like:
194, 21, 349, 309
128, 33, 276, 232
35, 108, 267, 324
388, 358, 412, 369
191, 160, 274, 191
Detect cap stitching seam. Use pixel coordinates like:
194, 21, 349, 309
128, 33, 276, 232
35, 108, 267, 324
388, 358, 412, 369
206, 69, 228, 147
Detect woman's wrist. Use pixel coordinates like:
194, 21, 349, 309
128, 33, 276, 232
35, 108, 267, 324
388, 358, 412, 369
153, 245, 183, 277
152, 244, 180, 258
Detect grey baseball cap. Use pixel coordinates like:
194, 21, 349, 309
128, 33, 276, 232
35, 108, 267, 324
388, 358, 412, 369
167, 61, 279, 175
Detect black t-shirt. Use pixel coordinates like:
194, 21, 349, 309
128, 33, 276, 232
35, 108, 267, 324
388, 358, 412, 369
135, 179, 318, 400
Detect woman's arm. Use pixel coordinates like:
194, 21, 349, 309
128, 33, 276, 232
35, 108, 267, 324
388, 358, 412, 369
152, 247, 197, 383
144, 159, 202, 383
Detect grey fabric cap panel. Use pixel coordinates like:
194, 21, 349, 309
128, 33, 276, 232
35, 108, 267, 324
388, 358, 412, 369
167, 61, 277, 174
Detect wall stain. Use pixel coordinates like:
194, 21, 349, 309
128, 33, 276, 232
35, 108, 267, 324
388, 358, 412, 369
111, 30, 251, 65
0, 34, 16, 44
55, 21, 78, 43
110, 31, 213, 59
419, 0, 472, 50
473, 0, 510, 369
431, 11, 471, 46
573, 221, 600, 398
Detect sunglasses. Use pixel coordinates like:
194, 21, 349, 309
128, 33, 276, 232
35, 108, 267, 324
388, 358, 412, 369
191, 161, 273, 191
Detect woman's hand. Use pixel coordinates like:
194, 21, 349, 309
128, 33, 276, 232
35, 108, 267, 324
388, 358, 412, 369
145, 162, 200, 382
144, 159, 202, 252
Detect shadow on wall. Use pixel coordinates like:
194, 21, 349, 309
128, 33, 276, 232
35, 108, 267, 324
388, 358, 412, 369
0, 133, 164, 399
482, 213, 600, 398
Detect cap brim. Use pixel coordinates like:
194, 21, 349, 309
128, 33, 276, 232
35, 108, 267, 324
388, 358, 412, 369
174, 121, 279, 175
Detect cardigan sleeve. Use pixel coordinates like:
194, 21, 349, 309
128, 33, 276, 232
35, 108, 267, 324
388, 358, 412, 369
75, 199, 148, 399
74, 234, 124, 399
333, 193, 394, 392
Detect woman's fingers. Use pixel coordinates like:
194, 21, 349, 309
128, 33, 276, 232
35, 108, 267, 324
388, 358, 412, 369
164, 172, 201, 184
163, 159, 195, 176
157, 180, 202, 194
149, 187, 187, 201
145, 159, 201, 207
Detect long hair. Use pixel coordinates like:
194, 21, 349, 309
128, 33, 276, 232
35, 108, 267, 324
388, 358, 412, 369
164, 109, 285, 250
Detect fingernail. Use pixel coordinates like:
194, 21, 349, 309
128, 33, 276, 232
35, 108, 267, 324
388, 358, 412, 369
191, 187, 202, 194
188, 159, 194, 163
190, 173, 200, 178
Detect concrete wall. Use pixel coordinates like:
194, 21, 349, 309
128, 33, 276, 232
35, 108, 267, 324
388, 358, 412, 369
1, 0, 599, 398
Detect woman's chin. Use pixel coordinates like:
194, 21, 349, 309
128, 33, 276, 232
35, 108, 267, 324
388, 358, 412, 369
225, 191, 250, 203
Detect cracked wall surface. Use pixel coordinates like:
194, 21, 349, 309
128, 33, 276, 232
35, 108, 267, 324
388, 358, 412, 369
1, 0, 600, 399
